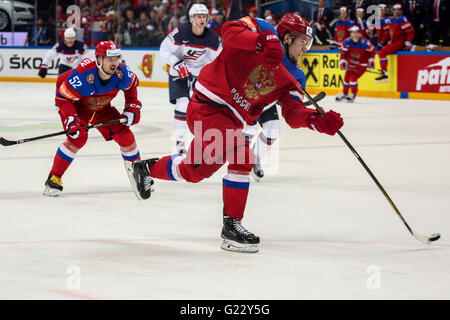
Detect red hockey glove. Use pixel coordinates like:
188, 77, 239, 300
340, 59, 348, 70
38, 64, 48, 78
64, 115, 85, 139
173, 60, 190, 79
256, 30, 283, 70
122, 102, 142, 126
307, 110, 343, 136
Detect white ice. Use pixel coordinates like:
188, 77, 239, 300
0, 82, 449, 300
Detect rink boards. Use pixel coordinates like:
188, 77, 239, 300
0, 47, 449, 100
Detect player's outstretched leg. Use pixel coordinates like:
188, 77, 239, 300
127, 158, 157, 200
221, 209, 260, 253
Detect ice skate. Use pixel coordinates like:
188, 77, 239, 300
251, 157, 264, 182
335, 93, 347, 102
43, 174, 63, 197
375, 70, 389, 83
125, 159, 157, 200
176, 140, 186, 155
221, 212, 260, 253
346, 93, 356, 103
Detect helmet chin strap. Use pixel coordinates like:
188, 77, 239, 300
283, 32, 296, 64
96, 56, 116, 77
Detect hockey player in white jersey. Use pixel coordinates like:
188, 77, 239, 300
159, 4, 221, 154
38, 28, 90, 78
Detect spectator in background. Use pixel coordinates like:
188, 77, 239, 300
136, 11, 152, 46
248, 6, 258, 18
207, 8, 222, 34
124, 8, 139, 46
265, 14, 277, 27
427, 0, 449, 49
27, 17, 51, 46
403, 0, 427, 47
121, 0, 135, 18
312, 0, 334, 45
350, 0, 369, 20
355, 8, 370, 39
135, 0, 151, 18
333, 7, 355, 45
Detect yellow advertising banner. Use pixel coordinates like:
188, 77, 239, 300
299, 51, 398, 97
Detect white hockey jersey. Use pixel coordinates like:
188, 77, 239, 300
42, 40, 91, 68
160, 24, 222, 77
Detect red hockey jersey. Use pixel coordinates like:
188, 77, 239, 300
194, 17, 315, 128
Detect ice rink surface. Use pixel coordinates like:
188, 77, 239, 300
0, 82, 449, 300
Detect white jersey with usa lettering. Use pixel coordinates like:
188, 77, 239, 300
160, 24, 222, 77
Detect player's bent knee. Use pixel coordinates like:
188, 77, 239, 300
113, 127, 136, 147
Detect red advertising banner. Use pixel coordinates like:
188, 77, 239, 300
397, 54, 450, 93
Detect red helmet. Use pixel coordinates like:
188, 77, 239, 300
95, 40, 121, 57
277, 13, 313, 49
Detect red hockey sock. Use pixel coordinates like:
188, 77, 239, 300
222, 172, 250, 220
343, 85, 350, 95
380, 59, 388, 72
49, 141, 79, 177
150, 154, 185, 181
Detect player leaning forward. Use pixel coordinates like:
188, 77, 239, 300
44, 41, 144, 196
159, 4, 221, 154
131, 14, 344, 252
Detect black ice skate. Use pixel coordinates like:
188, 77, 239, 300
375, 70, 389, 83
43, 174, 63, 197
176, 141, 186, 155
221, 211, 260, 253
346, 93, 356, 103
335, 93, 347, 102
251, 157, 264, 182
124, 159, 157, 200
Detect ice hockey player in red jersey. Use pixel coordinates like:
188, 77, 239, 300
376, 3, 414, 82
336, 25, 376, 102
129, 13, 344, 253
43, 40, 144, 197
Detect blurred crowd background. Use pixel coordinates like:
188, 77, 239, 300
0, 0, 448, 49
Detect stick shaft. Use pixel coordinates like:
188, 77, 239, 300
282, 66, 414, 236
1, 118, 126, 146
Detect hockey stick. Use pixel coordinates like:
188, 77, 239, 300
303, 91, 326, 106
347, 67, 383, 75
0, 118, 126, 146
282, 66, 441, 244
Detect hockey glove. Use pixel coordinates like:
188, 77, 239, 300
404, 41, 413, 51
38, 64, 48, 78
173, 60, 190, 79
256, 30, 283, 70
307, 110, 343, 136
340, 59, 348, 71
64, 115, 85, 139
122, 102, 142, 126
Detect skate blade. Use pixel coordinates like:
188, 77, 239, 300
43, 186, 61, 197
220, 239, 259, 253
375, 78, 389, 83
250, 171, 261, 182
346, 99, 354, 103
124, 161, 143, 201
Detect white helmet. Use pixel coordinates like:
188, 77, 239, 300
189, 4, 209, 26
64, 28, 76, 39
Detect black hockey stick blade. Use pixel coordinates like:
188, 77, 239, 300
0, 137, 19, 146
304, 91, 326, 106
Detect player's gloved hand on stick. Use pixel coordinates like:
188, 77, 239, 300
122, 102, 142, 126
38, 64, 48, 78
340, 59, 348, 70
64, 115, 86, 139
307, 110, 343, 136
173, 60, 190, 79
256, 30, 284, 70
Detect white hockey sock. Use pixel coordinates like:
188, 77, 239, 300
173, 97, 189, 142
